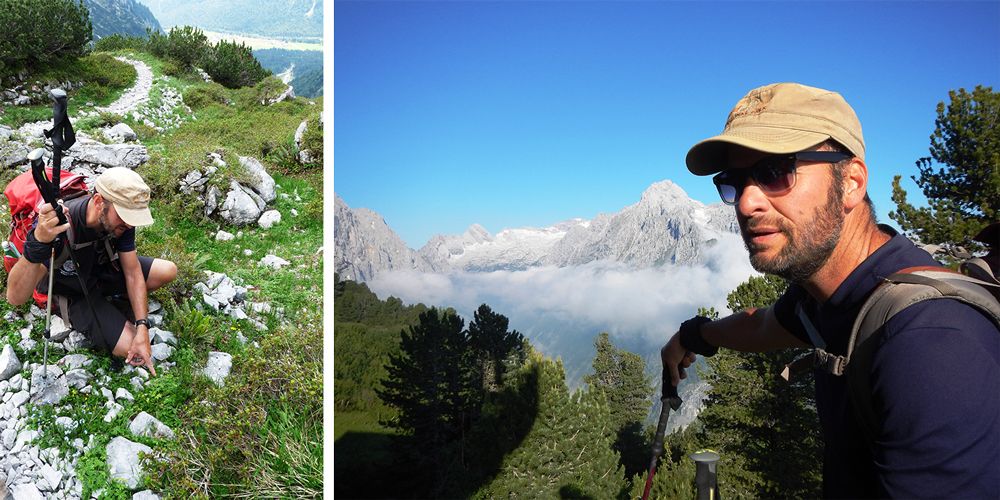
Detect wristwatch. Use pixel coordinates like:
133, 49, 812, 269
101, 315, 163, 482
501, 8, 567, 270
678, 315, 717, 357
134, 318, 150, 329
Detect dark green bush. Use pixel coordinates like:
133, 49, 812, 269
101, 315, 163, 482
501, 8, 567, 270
93, 33, 147, 52
183, 83, 230, 110
147, 30, 169, 59
161, 59, 184, 77
202, 40, 271, 89
166, 26, 208, 69
0, 0, 92, 83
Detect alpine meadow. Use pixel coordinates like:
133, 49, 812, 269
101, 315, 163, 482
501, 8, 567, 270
1, 2, 322, 497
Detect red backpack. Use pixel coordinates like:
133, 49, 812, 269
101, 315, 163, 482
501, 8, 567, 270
3, 167, 88, 273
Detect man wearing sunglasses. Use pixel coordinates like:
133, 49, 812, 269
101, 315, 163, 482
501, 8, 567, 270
661, 83, 999, 498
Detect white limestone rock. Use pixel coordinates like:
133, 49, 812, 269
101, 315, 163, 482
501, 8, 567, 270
29, 366, 68, 405
238, 156, 276, 202
257, 210, 281, 229
69, 139, 149, 169
106, 436, 153, 489
104, 123, 138, 142
149, 328, 177, 346
150, 343, 173, 362
48, 316, 72, 342
0, 345, 22, 381
219, 181, 264, 225
57, 353, 91, 371
204, 185, 222, 216
116, 388, 135, 402
10, 483, 43, 500
259, 254, 290, 270
202, 352, 233, 387
129, 411, 175, 440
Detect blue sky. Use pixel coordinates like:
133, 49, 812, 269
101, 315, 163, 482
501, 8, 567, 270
334, 0, 1000, 249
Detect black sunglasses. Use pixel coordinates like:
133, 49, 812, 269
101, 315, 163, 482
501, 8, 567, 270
712, 151, 851, 205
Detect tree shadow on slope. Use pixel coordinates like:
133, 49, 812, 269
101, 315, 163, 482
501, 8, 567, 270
334, 363, 541, 499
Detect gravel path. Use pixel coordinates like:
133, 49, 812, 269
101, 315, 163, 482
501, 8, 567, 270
96, 57, 153, 115
14, 57, 154, 139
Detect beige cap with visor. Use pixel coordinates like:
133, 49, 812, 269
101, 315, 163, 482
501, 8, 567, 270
686, 82, 865, 176
95, 167, 154, 227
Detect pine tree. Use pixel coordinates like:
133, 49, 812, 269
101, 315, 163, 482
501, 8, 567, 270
468, 304, 525, 391
476, 353, 627, 498
0, 0, 92, 81
697, 274, 823, 498
376, 308, 479, 492
585, 332, 653, 479
890, 85, 1000, 249
201, 39, 271, 88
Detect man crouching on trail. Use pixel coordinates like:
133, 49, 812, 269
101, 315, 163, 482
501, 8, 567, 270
6, 167, 177, 376
661, 83, 999, 497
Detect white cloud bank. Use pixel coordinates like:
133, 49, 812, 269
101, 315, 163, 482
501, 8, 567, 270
366, 233, 759, 385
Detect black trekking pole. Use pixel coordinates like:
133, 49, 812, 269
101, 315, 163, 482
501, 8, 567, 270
27, 148, 57, 380
640, 370, 683, 500
31, 89, 113, 372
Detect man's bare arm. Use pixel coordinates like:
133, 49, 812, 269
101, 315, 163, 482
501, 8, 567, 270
6, 203, 69, 305
662, 306, 807, 386
6, 257, 48, 305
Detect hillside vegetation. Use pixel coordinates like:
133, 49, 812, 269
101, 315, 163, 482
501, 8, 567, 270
0, 20, 322, 498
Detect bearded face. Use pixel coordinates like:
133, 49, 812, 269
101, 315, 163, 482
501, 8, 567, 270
739, 169, 845, 283
99, 202, 131, 238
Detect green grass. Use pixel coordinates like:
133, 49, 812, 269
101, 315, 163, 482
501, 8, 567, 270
0, 53, 135, 128
334, 410, 397, 441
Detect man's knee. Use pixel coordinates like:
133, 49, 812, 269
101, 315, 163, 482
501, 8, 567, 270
148, 259, 178, 291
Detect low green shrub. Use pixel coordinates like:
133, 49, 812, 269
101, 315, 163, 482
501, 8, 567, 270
93, 33, 147, 52
183, 83, 230, 110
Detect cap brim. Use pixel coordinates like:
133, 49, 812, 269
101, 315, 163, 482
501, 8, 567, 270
116, 204, 154, 227
686, 126, 830, 176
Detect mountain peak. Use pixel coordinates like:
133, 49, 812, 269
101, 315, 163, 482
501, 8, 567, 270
640, 180, 694, 207
464, 223, 493, 243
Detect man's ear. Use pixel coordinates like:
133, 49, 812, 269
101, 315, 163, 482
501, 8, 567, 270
843, 158, 868, 210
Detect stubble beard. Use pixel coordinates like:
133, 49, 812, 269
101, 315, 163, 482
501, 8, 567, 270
740, 183, 844, 284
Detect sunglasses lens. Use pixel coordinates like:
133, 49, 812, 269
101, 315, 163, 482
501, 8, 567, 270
716, 182, 738, 205
753, 159, 795, 193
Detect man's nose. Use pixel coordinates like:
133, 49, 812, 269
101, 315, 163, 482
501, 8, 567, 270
737, 180, 771, 217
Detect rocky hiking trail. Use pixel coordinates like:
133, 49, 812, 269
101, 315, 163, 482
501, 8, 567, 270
0, 56, 315, 498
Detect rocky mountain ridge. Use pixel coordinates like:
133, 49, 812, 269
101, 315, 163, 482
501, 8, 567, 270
84, 0, 163, 39
334, 180, 740, 281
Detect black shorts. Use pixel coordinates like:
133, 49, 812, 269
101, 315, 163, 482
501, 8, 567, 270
64, 256, 154, 352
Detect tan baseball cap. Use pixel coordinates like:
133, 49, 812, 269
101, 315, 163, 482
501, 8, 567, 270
95, 167, 154, 227
686, 82, 865, 176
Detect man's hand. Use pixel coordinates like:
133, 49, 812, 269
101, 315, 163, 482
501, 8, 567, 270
661, 332, 696, 388
34, 202, 70, 244
126, 327, 157, 377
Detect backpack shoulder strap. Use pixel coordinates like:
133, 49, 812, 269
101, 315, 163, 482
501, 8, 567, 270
846, 266, 1000, 444
962, 258, 1000, 287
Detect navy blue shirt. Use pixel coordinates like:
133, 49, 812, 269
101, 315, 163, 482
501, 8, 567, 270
28, 195, 136, 294
774, 227, 1000, 498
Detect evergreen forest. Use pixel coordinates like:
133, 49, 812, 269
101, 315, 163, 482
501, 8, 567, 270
334, 273, 816, 498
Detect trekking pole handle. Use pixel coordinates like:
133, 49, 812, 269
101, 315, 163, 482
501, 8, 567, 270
652, 371, 683, 457
27, 148, 67, 226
